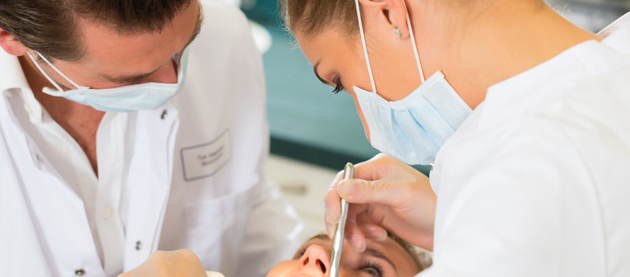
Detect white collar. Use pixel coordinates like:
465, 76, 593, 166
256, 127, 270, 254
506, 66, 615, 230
0, 51, 44, 122
480, 39, 630, 130
601, 12, 630, 55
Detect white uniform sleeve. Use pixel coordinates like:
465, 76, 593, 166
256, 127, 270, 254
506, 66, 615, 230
234, 181, 303, 277
420, 117, 596, 276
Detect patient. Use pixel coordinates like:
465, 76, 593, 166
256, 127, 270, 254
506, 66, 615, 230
267, 232, 431, 277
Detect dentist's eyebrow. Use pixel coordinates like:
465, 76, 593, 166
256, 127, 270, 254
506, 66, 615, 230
364, 247, 398, 273
104, 70, 158, 84
101, 4, 205, 84
313, 61, 332, 86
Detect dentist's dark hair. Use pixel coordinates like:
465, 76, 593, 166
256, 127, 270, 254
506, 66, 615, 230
281, 0, 359, 38
0, 0, 192, 61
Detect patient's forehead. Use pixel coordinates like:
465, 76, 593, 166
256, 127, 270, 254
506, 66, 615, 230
303, 233, 417, 263
299, 232, 420, 275
304, 232, 404, 250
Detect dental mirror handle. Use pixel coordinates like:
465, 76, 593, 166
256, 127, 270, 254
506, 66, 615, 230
329, 163, 354, 277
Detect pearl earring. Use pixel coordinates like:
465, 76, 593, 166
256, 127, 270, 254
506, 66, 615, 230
393, 27, 402, 38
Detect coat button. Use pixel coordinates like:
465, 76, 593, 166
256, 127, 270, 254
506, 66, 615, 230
160, 109, 168, 120
101, 208, 111, 220
135, 241, 142, 251
75, 269, 85, 276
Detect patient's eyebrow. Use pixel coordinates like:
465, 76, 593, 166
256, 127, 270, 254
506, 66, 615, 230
308, 233, 331, 241
365, 247, 398, 273
305, 233, 397, 273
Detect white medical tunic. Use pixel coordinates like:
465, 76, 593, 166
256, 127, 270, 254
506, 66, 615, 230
0, 1, 302, 277
421, 21, 630, 276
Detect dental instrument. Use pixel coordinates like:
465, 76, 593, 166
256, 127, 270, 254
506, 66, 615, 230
329, 162, 354, 277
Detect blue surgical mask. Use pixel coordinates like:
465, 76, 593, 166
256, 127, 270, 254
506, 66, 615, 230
353, 0, 472, 165
26, 48, 189, 112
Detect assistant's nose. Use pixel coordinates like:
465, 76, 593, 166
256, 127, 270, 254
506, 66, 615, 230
298, 244, 331, 276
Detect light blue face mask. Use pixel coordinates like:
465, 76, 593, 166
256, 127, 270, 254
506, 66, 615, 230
26, 48, 189, 112
353, 0, 472, 165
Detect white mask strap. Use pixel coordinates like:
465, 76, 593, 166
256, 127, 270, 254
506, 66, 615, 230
354, 0, 425, 93
27, 51, 83, 91
401, 0, 425, 83
355, 0, 377, 93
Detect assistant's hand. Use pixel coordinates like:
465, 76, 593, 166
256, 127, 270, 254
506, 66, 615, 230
118, 249, 207, 277
325, 154, 436, 252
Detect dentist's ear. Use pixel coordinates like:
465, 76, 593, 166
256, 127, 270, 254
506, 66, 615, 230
357, 0, 411, 39
0, 28, 28, 56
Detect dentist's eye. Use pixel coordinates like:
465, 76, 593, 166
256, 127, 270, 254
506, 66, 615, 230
332, 76, 344, 94
361, 262, 384, 277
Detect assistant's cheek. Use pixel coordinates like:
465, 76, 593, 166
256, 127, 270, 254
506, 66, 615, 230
266, 260, 298, 277
348, 89, 371, 142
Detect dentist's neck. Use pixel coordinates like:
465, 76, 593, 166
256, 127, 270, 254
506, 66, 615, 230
410, 0, 600, 110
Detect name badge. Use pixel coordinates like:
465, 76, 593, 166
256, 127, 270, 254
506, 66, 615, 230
181, 130, 231, 181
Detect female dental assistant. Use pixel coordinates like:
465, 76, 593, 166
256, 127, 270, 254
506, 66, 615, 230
283, 0, 630, 275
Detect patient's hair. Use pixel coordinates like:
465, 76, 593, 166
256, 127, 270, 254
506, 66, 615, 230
0, 0, 192, 61
387, 231, 432, 271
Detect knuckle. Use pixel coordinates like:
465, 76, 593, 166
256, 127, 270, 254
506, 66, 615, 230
178, 249, 196, 259
360, 181, 376, 199
150, 250, 166, 260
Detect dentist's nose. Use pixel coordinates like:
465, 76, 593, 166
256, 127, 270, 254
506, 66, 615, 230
299, 245, 331, 276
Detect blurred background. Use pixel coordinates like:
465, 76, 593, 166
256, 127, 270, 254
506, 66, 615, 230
228, 0, 629, 236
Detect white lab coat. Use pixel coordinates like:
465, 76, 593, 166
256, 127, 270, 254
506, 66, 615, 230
0, 1, 302, 277
421, 19, 630, 276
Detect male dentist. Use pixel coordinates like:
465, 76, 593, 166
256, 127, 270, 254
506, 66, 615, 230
0, 0, 301, 276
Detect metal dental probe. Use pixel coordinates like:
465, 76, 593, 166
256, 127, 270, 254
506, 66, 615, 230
329, 162, 354, 277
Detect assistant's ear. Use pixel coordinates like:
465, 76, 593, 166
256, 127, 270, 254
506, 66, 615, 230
357, 0, 410, 38
0, 28, 28, 56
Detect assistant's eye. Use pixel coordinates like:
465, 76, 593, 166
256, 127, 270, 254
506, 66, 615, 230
361, 261, 384, 277
332, 76, 344, 94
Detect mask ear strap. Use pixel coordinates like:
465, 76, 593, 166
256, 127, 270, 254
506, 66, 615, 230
355, 0, 377, 94
26, 51, 65, 94
30, 51, 83, 90
401, 0, 425, 83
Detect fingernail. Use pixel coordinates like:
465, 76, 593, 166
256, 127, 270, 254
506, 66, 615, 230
326, 212, 339, 224
356, 239, 366, 252
376, 229, 388, 242
326, 224, 334, 238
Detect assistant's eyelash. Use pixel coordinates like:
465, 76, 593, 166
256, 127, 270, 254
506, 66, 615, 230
332, 77, 344, 94
361, 261, 385, 277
